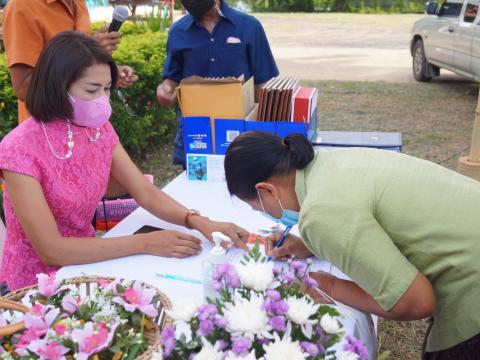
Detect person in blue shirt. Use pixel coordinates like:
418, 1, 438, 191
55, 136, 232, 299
156, 0, 279, 168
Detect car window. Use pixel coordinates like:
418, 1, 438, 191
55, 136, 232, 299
439, 0, 464, 17
464, 1, 480, 22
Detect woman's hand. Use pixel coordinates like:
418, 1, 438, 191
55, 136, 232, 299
143, 230, 202, 258
190, 217, 250, 251
265, 233, 313, 260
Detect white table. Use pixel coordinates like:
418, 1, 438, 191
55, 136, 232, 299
59, 174, 377, 358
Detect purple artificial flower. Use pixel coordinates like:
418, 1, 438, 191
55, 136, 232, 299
161, 327, 177, 357
300, 341, 320, 357
344, 335, 369, 360
274, 300, 289, 315
282, 271, 296, 283
290, 260, 307, 276
269, 316, 286, 332
232, 337, 251, 356
215, 339, 229, 351
198, 319, 214, 337
303, 276, 318, 289
214, 315, 228, 329
213, 281, 224, 292
198, 304, 217, 321
266, 290, 281, 302
214, 263, 241, 288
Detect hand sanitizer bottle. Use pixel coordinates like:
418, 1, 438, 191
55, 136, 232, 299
202, 232, 227, 301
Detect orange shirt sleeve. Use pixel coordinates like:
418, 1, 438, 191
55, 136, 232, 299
3, 1, 45, 68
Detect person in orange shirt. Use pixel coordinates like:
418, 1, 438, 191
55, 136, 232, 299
2, 0, 138, 123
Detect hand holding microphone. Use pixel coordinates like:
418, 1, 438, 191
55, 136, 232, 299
93, 6, 129, 54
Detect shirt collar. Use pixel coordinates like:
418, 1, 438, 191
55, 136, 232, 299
295, 168, 307, 207
185, 1, 236, 30
294, 151, 319, 206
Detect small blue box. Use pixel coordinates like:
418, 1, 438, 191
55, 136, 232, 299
214, 119, 245, 155
313, 131, 402, 152
244, 121, 277, 134
183, 116, 213, 155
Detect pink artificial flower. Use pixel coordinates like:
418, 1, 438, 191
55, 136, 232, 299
36, 273, 65, 297
71, 321, 118, 360
97, 278, 111, 289
112, 281, 158, 317
61, 294, 79, 314
54, 324, 68, 336
28, 339, 69, 360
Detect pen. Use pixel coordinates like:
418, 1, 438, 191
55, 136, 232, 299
267, 225, 293, 261
155, 273, 203, 285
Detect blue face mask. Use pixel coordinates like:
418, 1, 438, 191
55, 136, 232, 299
257, 190, 299, 227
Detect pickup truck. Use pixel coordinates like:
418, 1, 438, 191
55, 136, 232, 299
411, 0, 480, 81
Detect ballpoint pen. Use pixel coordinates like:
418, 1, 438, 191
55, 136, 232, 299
267, 225, 293, 261
155, 273, 203, 285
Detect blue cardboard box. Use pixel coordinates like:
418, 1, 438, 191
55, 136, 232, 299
244, 121, 277, 134
276, 122, 309, 139
214, 119, 245, 155
183, 116, 213, 155
313, 131, 402, 151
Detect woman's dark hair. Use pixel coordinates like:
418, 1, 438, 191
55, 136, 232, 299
27, 31, 118, 122
225, 132, 315, 200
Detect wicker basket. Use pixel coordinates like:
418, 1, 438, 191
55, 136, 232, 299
1, 276, 173, 359
0, 298, 30, 337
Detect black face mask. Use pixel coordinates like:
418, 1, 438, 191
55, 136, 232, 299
182, 0, 215, 19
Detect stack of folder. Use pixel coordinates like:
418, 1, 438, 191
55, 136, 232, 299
257, 77, 300, 122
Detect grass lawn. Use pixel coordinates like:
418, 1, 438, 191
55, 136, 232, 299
135, 79, 478, 359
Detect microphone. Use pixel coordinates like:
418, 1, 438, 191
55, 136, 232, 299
108, 6, 129, 32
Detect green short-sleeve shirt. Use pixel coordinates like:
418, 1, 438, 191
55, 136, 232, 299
296, 148, 480, 352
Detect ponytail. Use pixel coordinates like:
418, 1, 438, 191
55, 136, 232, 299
224, 132, 314, 200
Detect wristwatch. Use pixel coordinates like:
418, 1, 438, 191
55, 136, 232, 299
184, 209, 201, 229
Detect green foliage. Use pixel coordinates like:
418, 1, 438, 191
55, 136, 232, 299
311, 0, 424, 12
246, 0, 424, 12
0, 28, 176, 156
110, 31, 177, 155
0, 55, 19, 139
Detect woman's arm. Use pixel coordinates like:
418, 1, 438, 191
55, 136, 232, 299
109, 144, 250, 250
3, 171, 202, 266
308, 271, 436, 321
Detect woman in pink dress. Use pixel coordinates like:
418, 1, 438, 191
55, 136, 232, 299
0, 32, 249, 291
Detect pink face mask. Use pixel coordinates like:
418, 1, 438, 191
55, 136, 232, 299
69, 94, 112, 128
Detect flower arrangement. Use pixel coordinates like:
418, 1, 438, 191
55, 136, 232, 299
161, 244, 368, 360
0, 274, 167, 360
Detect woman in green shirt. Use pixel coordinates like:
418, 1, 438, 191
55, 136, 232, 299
224, 131, 480, 359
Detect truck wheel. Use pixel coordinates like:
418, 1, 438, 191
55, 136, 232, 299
413, 39, 432, 82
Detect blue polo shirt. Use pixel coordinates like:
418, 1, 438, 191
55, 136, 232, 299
163, 1, 279, 84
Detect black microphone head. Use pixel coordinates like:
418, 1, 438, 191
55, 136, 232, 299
112, 6, 129, 23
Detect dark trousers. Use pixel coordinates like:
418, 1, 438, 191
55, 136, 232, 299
172, 113, 185, 169
423, 319, 480, 360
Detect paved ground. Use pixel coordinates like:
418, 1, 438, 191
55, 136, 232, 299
90, 8, 466, 83
256, 13, 463, 82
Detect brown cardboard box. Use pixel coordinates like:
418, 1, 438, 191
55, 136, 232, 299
176, 76, 255, 119
176, 76, 255, 150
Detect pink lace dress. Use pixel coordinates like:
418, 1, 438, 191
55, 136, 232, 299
0, 118, 119, 290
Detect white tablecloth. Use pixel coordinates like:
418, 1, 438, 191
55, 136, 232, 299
58, 173, 377, 358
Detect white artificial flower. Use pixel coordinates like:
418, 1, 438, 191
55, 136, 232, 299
320, 313, 341, 334
235, 261, 274, 292
225, 350, 257, 360
166, 298, 199, 323
336, 351, 360, 360
286, 297, 319, 325
151, 347, 164, 360
224, 294, 272, 340
193, 338, 224, 360
285, 296, 319, 338
263, 333, 308, 360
